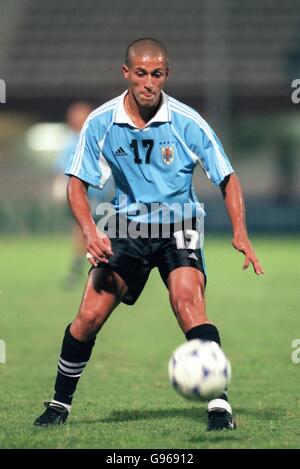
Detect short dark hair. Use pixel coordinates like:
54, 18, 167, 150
125, 37, 169, 67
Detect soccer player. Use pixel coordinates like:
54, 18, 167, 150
34, 38, 264, 431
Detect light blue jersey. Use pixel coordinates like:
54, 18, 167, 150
55, 132, 115, 208
65, 91, 234, 222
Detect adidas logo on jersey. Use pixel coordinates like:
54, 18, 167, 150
114, 147, 128, 156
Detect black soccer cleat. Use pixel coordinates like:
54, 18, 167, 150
207, 409, 236, 431
33, 401, 69, 427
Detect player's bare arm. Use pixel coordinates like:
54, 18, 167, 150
220, 173, 264, 275
67, 175, 113, 266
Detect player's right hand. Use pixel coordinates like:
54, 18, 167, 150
84, 227, 113, 267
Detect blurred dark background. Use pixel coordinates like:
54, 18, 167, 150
0, 0, 300, 233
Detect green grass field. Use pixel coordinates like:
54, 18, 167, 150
0, 234, 299, 449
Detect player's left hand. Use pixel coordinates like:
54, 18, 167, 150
232, 234, 265, 275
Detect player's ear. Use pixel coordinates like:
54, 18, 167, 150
122, 64, 129, 80
165, 67, 170, 80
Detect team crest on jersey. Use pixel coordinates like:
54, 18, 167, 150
162, 145, 174, 165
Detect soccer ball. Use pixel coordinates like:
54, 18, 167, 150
168, 339, 231, 401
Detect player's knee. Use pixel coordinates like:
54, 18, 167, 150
76, 307, 106, 335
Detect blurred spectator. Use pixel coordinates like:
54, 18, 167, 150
273, 37, 300, 203
52, 102, 115, 289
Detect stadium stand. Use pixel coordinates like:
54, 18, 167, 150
1, 0, 300, 102
1, 0, 300, 233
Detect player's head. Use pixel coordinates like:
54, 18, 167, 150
66, 102, 93, 132
123, 38, 169, 108
125, 38, 169, 68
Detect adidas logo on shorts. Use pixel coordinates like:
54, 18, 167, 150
188, 252, 198, 260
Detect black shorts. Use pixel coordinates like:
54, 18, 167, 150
92, 219, 206, 305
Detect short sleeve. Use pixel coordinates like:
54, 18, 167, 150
187, 119, 234, 186
65, 120, 102, 187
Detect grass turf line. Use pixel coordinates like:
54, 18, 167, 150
0, 235, 299, 448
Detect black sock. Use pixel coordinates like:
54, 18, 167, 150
53, 324, 95, 405
185, 324, 228, 402
185, 324, 221, 346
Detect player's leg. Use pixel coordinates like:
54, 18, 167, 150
34, 229, 151, 427
167, 267, 224, 356
167, 266, 208, 331
70, 266, 127, 341
167, 266, 235, 431
33, 267, 127, 426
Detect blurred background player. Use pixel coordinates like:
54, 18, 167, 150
52, 101, 115, 289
